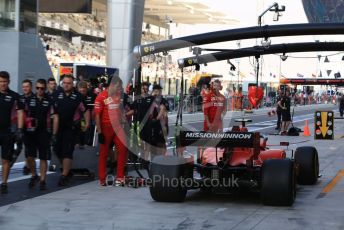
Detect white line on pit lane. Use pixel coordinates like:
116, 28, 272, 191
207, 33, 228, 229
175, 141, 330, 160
248, 117, 313, 132
6, 172, 54, 183
166, 115, 316, 149
246, 114, 314, 127
172, 105, 337, 125
246, 109, 339, 129
1, 160, 55, 183
166, 118, 313, 150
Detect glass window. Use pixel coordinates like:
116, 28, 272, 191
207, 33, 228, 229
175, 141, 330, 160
0, 0, 16, 29
20, 0, 37, 33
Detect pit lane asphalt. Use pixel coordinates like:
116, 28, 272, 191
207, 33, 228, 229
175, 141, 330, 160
1, 103, 344, 229
6, 103, 336, 169
167, 103, 338, 142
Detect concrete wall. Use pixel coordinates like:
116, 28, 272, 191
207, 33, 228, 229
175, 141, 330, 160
18, 32, 53, 87
107, 0, 145, 85
0, 31, 20, 91
0, 31, 52, 92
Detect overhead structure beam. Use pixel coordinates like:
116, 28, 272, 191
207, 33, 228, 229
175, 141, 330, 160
280, 78, 344, 86
133, 23, 344, 57
177, 42, 344, 68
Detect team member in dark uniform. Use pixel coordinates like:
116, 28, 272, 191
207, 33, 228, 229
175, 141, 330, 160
0, 71, 24, 194
23, 79, 58, 190
20, 79, 34, 175
53, 75, 90, 186
128, 82, 154, 161
275, 90, 284, 130
150, 84, 169, 158
47, 77, 57, 99
77, 81, 96, 148
339, 94, 344, 117
46, 77, 58, 171
21, 79, 34, 101
278, 90, 292, 135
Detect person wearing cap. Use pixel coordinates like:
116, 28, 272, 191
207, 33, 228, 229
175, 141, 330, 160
150, 84, 169, 157
53, 75, 90, 186
0, 71, 25, 194
94, 74, 128, 186
203, 80, 226, 132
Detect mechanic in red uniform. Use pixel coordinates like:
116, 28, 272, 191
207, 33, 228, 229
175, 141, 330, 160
94, 74, 127, 186
203, 80, 226, 132
201, 83, 210, 112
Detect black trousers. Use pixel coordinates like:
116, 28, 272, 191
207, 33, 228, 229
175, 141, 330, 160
0, 131, 14, 161
276, 110, 282, 128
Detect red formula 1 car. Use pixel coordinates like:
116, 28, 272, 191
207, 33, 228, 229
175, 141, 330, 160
149, 119, 319, 206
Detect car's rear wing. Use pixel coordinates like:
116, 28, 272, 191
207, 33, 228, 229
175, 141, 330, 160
177, 131, 261, 160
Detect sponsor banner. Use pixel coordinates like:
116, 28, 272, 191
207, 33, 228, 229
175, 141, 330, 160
179, 131, 256, 148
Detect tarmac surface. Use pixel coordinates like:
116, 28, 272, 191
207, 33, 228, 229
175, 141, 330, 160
1, 103, 344, 230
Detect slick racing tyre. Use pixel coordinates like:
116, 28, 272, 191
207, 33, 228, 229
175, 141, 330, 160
149, 155, 193, 202
295, 146, 319, 185
261, 159, 296, 206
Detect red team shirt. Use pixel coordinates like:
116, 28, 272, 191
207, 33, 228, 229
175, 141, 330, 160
94, 90, 123, 126
94, 90, 128, 183
203, 91, 226, 132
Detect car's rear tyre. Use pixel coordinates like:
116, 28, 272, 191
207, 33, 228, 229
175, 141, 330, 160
149, 155, 193, 202
295, 146, 319, 185
261, 159, 296, 206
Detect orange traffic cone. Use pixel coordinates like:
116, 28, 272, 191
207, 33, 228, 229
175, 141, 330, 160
303, 120, 311, 136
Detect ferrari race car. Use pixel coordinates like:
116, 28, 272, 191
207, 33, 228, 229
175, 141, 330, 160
149, 120, 319, 206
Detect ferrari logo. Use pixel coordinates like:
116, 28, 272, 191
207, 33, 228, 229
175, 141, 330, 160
188, 59, 193, 65
104, 97, 113, 105
143, 47, 149, 53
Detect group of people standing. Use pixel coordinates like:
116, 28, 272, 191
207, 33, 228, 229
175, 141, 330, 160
202, 80, 227, 132
276, 89, 292, 135
94, 78, 169, 186
0, 72, 92, 193
0, 70, 171, 192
